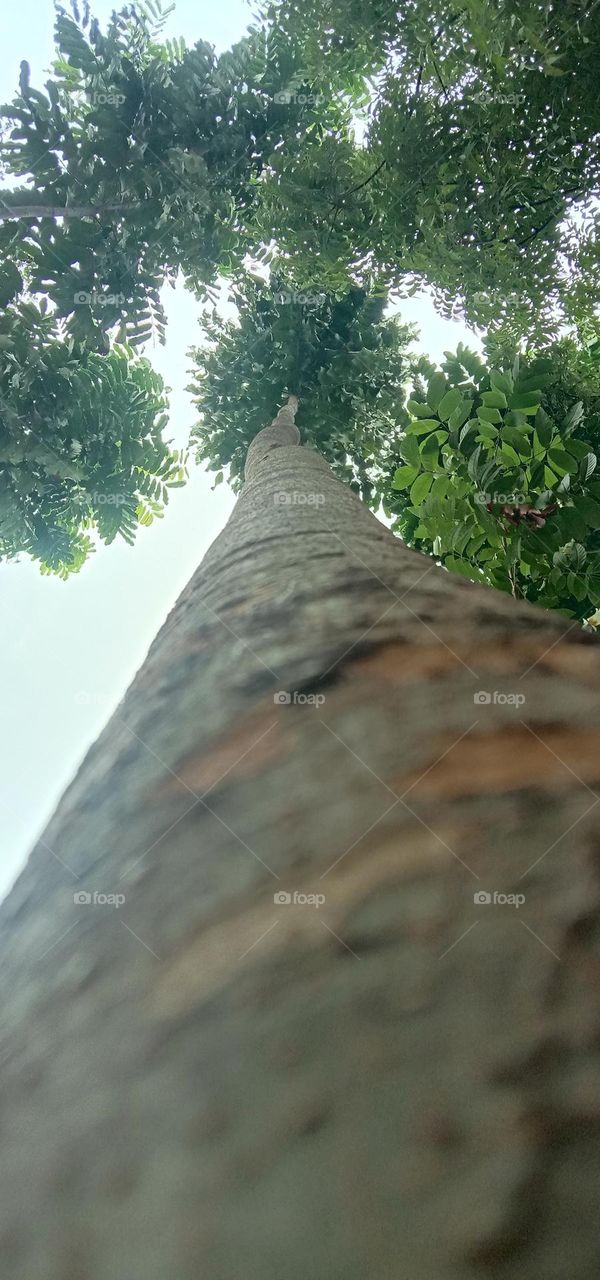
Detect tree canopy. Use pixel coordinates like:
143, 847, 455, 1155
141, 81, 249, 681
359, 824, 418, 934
189, 276, 415, 496
1, 0, 599, 600
262, 0, 600, 340
0, 298, 185, 575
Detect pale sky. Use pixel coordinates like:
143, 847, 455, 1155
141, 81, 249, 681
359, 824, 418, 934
0, 0, 482, 903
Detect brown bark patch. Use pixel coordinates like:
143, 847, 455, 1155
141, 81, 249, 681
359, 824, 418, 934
396, 725, 600, 799
164, 709, 284, 797
350, 638, 599, 684
149, 828, 451, 1019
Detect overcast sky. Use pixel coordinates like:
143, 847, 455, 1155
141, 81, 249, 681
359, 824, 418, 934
0, 0, 482, 904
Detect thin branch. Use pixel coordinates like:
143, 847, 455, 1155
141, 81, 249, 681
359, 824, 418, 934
324, 55, 424, 243
516, 211, 559, 248
339, 156, 388, 200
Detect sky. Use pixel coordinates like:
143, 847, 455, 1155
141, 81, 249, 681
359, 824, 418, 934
0, 0, 482, 904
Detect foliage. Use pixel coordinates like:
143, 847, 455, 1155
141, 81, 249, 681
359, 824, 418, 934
2, 0, 600, 599
0, 0, 350, 348
261, 0, 600, 340
0, 0, 353, 574
385, 341, 600, 623
0, 299, 185, 576
189, 274, 415, 495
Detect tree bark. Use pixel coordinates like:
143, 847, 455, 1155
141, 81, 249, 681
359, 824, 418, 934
1, 424, 600, 1279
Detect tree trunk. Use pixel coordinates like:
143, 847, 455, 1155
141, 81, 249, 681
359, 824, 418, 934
1, 422, 600, 1279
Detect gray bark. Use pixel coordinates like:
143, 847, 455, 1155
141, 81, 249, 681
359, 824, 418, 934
1, 427, 600, 1279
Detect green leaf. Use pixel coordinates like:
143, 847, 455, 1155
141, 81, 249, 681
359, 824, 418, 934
574, 496, 600, 528
481, 389, 507, 409
477, 406, 502, 424
405, 418, 441, 435
490, 369, 513, 396
398, 435, 421, 467
426, 373, 447, 411
502, 428, 531, 456
392, 465, 419, 490
534, 409, 554, 448
563, 402, 584, 435
444, 555, 484, 582
437, 387, 464, 421
420, 433, 442, 470
410, 472, 434, 504
448, 399, 473, 430
407, 400, 434, 418
548, 448, 578, 475
510, 390, 542, 414
430, 474, 451, 499
580, 452, 597, 481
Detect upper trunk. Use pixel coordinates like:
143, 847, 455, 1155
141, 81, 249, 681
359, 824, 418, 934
1, 426, 599, 1279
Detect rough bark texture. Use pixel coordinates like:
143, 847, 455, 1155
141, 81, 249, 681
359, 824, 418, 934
1, 434, 600, 1279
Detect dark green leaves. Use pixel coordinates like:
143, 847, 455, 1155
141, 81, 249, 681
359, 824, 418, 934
0, 301, 182, 575
383, 344, 600, 624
